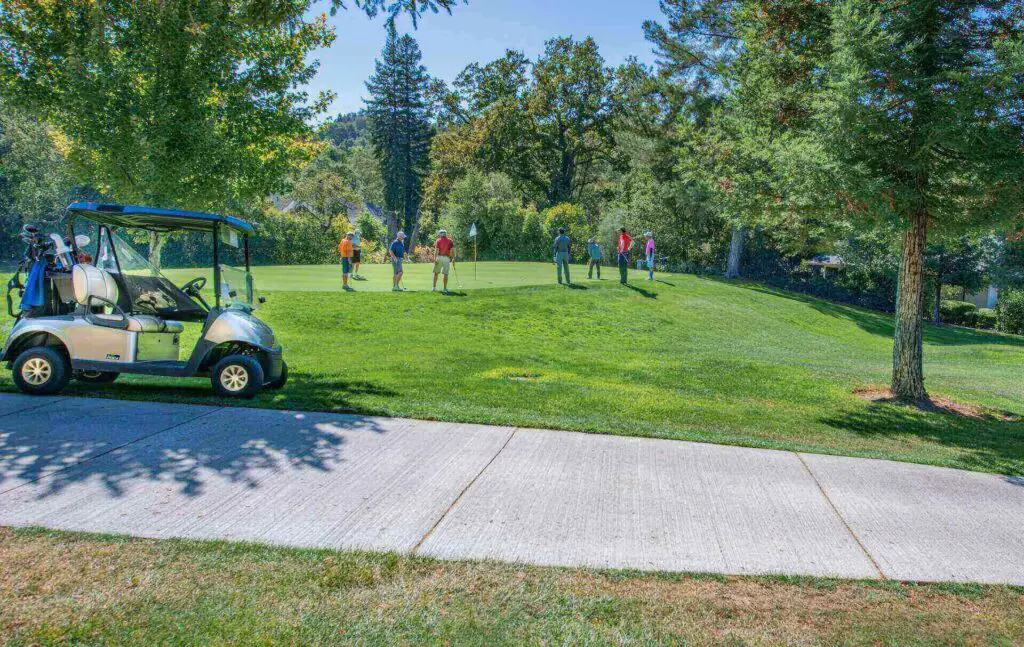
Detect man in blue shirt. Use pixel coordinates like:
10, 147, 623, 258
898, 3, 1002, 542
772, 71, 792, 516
553, 228, 572, 285
389, 231, 406, 292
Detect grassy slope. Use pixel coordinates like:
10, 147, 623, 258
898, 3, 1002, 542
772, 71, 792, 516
2, 263, 1023, 474
3, 528, 1022, 645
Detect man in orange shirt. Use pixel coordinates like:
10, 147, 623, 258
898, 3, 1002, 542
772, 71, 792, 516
617, 227, 633, 284
338, 231, 355, 292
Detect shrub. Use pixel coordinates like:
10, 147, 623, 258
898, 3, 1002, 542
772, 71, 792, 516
939, 300, 977, 326
996, 290, 1024, 335
976, 308, 998, 330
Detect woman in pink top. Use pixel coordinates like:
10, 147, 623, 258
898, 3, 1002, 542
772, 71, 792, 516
644, 232, 656, 281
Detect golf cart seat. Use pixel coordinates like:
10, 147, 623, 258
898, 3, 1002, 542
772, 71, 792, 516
72, 264, 184, 333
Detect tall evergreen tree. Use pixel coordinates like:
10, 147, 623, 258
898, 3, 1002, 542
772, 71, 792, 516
649, 0, 1024, 400
365, 28, 432, 239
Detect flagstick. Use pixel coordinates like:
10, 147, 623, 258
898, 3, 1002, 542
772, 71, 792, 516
474, 237, 477, 280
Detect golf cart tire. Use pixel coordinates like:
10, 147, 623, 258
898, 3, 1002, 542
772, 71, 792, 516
12, 346, 71, 395
211, 354, 264, 399
76, 370, 120, 384
267, 360, 288, 390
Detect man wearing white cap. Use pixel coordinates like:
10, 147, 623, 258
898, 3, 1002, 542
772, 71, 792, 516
433, 229, 455, 294
389, 231, 407, 292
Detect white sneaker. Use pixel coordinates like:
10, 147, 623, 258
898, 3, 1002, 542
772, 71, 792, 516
392, 286, 401, 292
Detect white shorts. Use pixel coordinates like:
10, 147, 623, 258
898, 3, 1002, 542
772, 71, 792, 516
433, 256, 451, 275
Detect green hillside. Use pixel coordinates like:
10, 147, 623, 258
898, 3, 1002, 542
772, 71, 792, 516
3, 263, 1022, 474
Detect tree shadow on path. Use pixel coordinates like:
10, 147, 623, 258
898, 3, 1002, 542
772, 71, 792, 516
0, 378, 398, 500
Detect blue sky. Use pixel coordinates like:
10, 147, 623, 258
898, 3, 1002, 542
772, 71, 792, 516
304, 0, 664, 117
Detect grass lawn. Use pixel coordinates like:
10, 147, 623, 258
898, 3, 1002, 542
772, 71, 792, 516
159, 260, 603, 292
3, 527, 1022, 645
2, 262, 1023, 474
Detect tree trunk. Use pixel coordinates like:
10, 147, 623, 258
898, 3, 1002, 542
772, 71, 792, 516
724, 223, 744, 279
892, 209, 928, 400
148, 231, 164, 272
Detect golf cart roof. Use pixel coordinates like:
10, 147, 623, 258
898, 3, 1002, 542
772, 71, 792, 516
67, 202, 255, 235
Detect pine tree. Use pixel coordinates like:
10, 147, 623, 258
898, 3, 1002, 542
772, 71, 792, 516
365, 28, 433, 240
648, 0, 1024, 400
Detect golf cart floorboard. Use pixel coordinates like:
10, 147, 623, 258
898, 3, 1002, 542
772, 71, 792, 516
73, 359, 200, 378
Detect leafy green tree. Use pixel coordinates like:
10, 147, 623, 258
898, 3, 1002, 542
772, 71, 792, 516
346, 145, 386, 207
0, 1, 342, 211
0, 0, 462, 263
0, 105, 79, 264
365, 27, 433, 240
530, 37, 614, 206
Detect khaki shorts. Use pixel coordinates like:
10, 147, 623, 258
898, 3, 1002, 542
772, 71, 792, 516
433, 256, 451, 276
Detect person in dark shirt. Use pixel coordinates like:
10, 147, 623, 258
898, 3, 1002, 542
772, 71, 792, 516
389, 231, 407, 292
553, 228, 572, 285
617, 228, 633, 284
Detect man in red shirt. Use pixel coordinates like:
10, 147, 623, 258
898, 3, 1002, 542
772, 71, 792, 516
617, 227, 633, 284
433, 229, 456, 294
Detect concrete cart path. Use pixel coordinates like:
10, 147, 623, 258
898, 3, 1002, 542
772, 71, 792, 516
1, 393, 1022, 585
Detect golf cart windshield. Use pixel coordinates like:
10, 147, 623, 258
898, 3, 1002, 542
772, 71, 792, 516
219, 265, 259, 311
94, 228, 208, 321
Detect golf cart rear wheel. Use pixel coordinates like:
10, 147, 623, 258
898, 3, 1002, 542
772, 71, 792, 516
266, 360, 288, 390
12, 347, 71, 395
76, 370, 119, 384
211, 354, 264, 399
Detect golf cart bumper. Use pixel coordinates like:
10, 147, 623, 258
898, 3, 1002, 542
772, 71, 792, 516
263, 345, 284, 383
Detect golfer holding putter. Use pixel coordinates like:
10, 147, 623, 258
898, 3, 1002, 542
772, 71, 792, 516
553, 227, 572, 285
338, 231, 355, 292
432, 229, 455, 294
587, 237, 602, 279
617, 227, 633, 284
644, 231, 656, 281
389, 231, 407, 292
351, 228, 364, 280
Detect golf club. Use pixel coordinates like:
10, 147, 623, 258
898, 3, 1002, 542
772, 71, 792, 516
451, 260, 464, 289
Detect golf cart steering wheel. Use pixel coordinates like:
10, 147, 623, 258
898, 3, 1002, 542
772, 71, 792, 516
181, 277, 207, 298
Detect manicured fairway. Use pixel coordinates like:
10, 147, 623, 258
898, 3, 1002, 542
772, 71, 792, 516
161, 260, 612, 293
2, 263, 1023, 474
3, 528, 1023, 645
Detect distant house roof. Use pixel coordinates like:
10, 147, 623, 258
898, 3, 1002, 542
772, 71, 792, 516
268, 193, 301, 213
345, 201, 386, 225
806, 254, 845, 269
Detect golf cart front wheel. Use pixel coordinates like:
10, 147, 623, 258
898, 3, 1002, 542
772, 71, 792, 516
211, 354, 264, 399
12, 347, 71, 395
76, 370, 119, 384
266, 360, 288, 390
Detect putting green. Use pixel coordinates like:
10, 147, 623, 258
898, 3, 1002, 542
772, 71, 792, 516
162, 261, 646, 293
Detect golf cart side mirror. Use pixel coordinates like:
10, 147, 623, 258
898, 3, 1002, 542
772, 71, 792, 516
258, 297, 266, 304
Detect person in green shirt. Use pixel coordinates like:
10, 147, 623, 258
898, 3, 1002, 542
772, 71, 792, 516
587, 237, 602, 279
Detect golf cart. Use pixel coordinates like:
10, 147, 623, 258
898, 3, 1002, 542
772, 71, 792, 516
3, 203, 286, 398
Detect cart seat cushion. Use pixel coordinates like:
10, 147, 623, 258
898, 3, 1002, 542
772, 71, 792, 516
72, 264, 118, 306
92, 314, 184, 333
